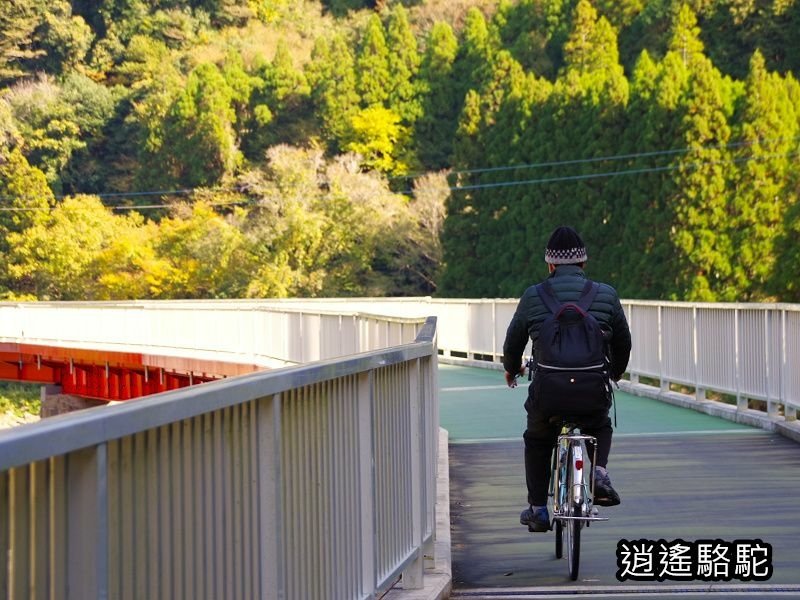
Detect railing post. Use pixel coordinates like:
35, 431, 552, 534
401, 359, 424, 589
735, 308, 746, 410
658, 306, 669, 392
358, 371, 376, 596
258, 394, 281, 600
765, 310, 778, 417
693, 306, 705, 401
66, 444, 108, 600
783, 310, 796, 421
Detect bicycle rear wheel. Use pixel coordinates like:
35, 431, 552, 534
565, 445, 583, 581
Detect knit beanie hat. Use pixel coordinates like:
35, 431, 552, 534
544, 226, 588, 264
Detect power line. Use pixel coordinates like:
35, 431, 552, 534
446, 151, 800, 193
391, 134, 800, 180
1, 142, 798, 209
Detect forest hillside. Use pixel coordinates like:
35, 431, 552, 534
2, 0, 799, 301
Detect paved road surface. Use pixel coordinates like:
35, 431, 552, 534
440, 364, 800, 597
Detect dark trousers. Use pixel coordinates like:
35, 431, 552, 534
523, 393, 613, 506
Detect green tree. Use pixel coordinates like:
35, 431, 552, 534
444, 51, 533, 296
90, 215, 167, 299
453, 7, 495, 100
0, 0, 46, 83
613, 50, 686, 300
153, 201, 250, 298
730, 51, 798, 299
385, 4, 421, 123
3, 75, 86, 192
30, 1, 94, 75
668, 3, 705, 68
5, 195, 124, 300
157, 62, 241, 188
57, 72, 119, 194
771, 72, 800, 301
306, 33, 360, 151
552, 0, 629, 287
116, 35, 184, 193
416, 21, 459, 169
245, 40, 311, 155
0, 148, 54, 260
670, 55, 738, 301
356, 14, 391, 108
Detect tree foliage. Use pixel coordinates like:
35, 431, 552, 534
1, 0, 800, 302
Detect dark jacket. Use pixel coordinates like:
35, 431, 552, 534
502, 265, 632, 380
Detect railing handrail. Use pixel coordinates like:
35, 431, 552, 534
1, 313, 439, 600
0, 335, 434, 471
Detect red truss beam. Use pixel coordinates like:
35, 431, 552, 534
0, 342, 261, 402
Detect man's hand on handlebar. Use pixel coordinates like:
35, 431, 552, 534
505, 366, 526, 388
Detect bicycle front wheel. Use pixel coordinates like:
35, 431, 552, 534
565, 445, 583, 581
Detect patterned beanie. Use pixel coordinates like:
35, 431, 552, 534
544, 226, 588, 264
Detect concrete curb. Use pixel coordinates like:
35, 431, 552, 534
383, 427, 453, 600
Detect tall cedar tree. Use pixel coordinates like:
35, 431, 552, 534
307, 33, 360, 152
416, 22, 459, 170
356, 15, 391, 108
730, 51, 798, 300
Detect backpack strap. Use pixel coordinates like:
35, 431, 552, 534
537, 279, 599, 314
576, 279, 600, 312
536, 280, 562, 315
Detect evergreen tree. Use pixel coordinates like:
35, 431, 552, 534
671, 54, 737, 301
245, 40, 310, 156
550, 0, 629, 287
668, 3, 705, 68
452, 8, 495, 105
614, 50, 686, 299
385, 4, 421, 123
416, 21, 459, 169
443, 51, 531, 296
307, 33, 360, 152
770, 73, 800, 301
731, 51, 798, 299
356, 14, 391, 108
158, 62, 241, 187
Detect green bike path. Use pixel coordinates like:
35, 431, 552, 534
441, 364, 800, 594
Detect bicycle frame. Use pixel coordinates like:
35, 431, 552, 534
548, 423, 608, 580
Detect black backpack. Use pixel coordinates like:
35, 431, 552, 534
532, 279, 613, 417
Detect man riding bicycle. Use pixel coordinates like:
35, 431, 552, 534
502, 226, 632, 533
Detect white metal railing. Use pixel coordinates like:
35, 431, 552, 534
622, 301, 800, 419
202, 297, 800, 420
0, 317, 439, 600
4, 296, 791, 416
2, 295, 798, 598
0, 301, 423, 368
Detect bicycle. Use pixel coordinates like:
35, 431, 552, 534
548, 417, 608, 581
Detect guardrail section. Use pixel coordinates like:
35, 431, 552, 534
0, 318, 439, 600
0, 301, 424, 370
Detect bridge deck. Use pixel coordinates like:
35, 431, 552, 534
440, 364, 800, 593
